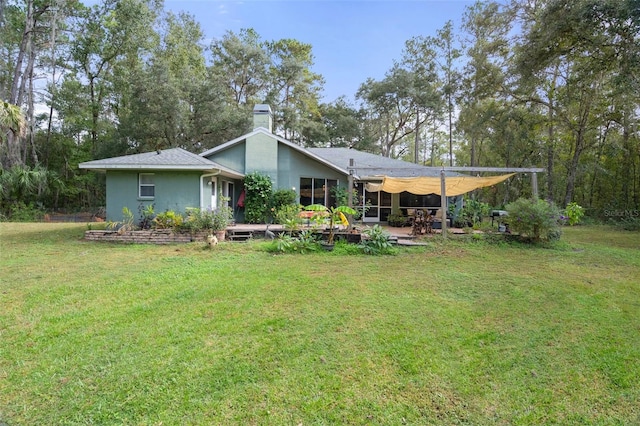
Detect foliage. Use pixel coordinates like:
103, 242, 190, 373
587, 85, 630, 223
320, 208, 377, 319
0, 165, 62, 217
459, 198, 491, 227
243, 172, 273, 224
2, 0, 639, 222
212, 203, 234, 231
387, 211, 407, 227
153, 210, 183, 230
272, 229, 319, 254
331, 185, 364, 220
505, 198, 562, 242
358, 224, 396, 255
564, 202, 584, 226
610, 216, 640, 232
138, 203, 155, 229
184, 203, 233, 232
274, 203, 302, 232
3, 201, 44, 222
304, 203, 357, 244
107, 207, 136, 233
271, 189, 297, 210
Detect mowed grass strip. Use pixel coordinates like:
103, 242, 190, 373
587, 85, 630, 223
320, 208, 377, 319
0, 223, 639, 424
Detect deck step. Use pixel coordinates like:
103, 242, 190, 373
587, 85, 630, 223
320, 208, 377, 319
226, 229, 254, 242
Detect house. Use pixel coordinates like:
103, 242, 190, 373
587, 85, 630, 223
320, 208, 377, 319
80, 104, 464, 223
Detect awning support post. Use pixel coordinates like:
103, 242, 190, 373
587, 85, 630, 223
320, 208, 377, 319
531, 172, 538, 199
347, 158, 354, 209
440, 169, 447, 239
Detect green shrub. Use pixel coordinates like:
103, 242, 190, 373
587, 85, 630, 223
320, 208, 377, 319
272, 229, 319, 254
107, 207, 136, 233
275, 204, 302, 232
359, 224, 396, 255
505, 198, 562, 242
153, 210, 183, 230
610, 216, 640, 231
459, 198, 490, 227
331, 186, 364, 220
564, 202, 584, 226
6, 202, 44, 222
271, 189, 297, 209
387, 211, 406, 227
244, 172, 273, 224
138, 203, 155, 229
183, 204, 232, 232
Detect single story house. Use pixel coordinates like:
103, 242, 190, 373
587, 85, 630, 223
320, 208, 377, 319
80, 105, 471, 223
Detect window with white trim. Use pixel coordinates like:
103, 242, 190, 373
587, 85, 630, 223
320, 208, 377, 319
139, 173, 155, 198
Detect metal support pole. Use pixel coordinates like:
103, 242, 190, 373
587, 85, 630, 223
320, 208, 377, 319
440, 169, 447, 238
531, 172, 538, 199
347, 158, 354, 208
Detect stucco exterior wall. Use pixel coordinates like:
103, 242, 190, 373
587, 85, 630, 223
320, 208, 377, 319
105, 171, 201, 221
277, 145, 347, 197
207, 143, 245, 174
246, 132, 278, 185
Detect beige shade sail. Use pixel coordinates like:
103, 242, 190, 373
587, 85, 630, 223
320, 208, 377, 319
365, 173, 515, 196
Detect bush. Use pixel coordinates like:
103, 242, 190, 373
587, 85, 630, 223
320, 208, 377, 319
138, 203, 155, 229
183, 204, 232, 232
243, 172, 273, 224
505, 198, 562, 242
459, 198, 490, 227
275, 204, 302, 232
610, 216, 640, 231
272, 229, 319, 254
358, 224, 396, 255
5, 202, 44, 222
271, 189, 297, 209
387, 211, 406, 227
153, 210, 183, 230
564, 202, 584, 226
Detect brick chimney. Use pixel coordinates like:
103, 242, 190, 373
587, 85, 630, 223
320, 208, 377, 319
253, 104, 273, 132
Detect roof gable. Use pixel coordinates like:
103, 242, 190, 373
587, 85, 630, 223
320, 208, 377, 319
200, 128, 350, 176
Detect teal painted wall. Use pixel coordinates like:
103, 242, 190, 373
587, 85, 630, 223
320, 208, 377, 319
105, 171, 201, 221
246, 132, 278, 185
206, 143, 245, 174
277, 145, 347, 197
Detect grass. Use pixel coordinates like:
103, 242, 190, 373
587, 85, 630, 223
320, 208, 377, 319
1, 223, 639, 425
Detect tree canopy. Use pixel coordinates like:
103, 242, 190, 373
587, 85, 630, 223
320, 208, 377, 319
1, 0, 638, 216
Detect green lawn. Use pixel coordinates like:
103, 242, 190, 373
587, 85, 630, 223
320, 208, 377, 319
1, 223, 639, 425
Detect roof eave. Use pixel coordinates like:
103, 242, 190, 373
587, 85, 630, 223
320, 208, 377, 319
79, 164, 218, 171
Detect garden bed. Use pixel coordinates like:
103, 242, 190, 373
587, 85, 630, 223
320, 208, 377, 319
84, 229, 211, 244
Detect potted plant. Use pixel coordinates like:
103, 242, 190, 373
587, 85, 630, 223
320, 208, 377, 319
304, 204, 358, 245
211, 203, 233, 241
184, 196, 233, 242
386, 210, 406, 227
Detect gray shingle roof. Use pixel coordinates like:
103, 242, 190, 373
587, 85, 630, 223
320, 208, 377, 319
79, 148, 242, 176
307, 148, 460, 179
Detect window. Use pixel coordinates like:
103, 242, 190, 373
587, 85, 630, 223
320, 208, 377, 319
299, 178, 338, 207
139, 173, 155, 198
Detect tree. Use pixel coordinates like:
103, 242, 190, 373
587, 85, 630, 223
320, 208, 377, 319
65, 0, 160, 156
0, 101, 26, 167
265, 38, 324, 143
432, 21, 462, 166
515, 0, 640, 207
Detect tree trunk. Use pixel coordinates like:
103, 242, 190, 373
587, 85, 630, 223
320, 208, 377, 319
564, 130, 584, 207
